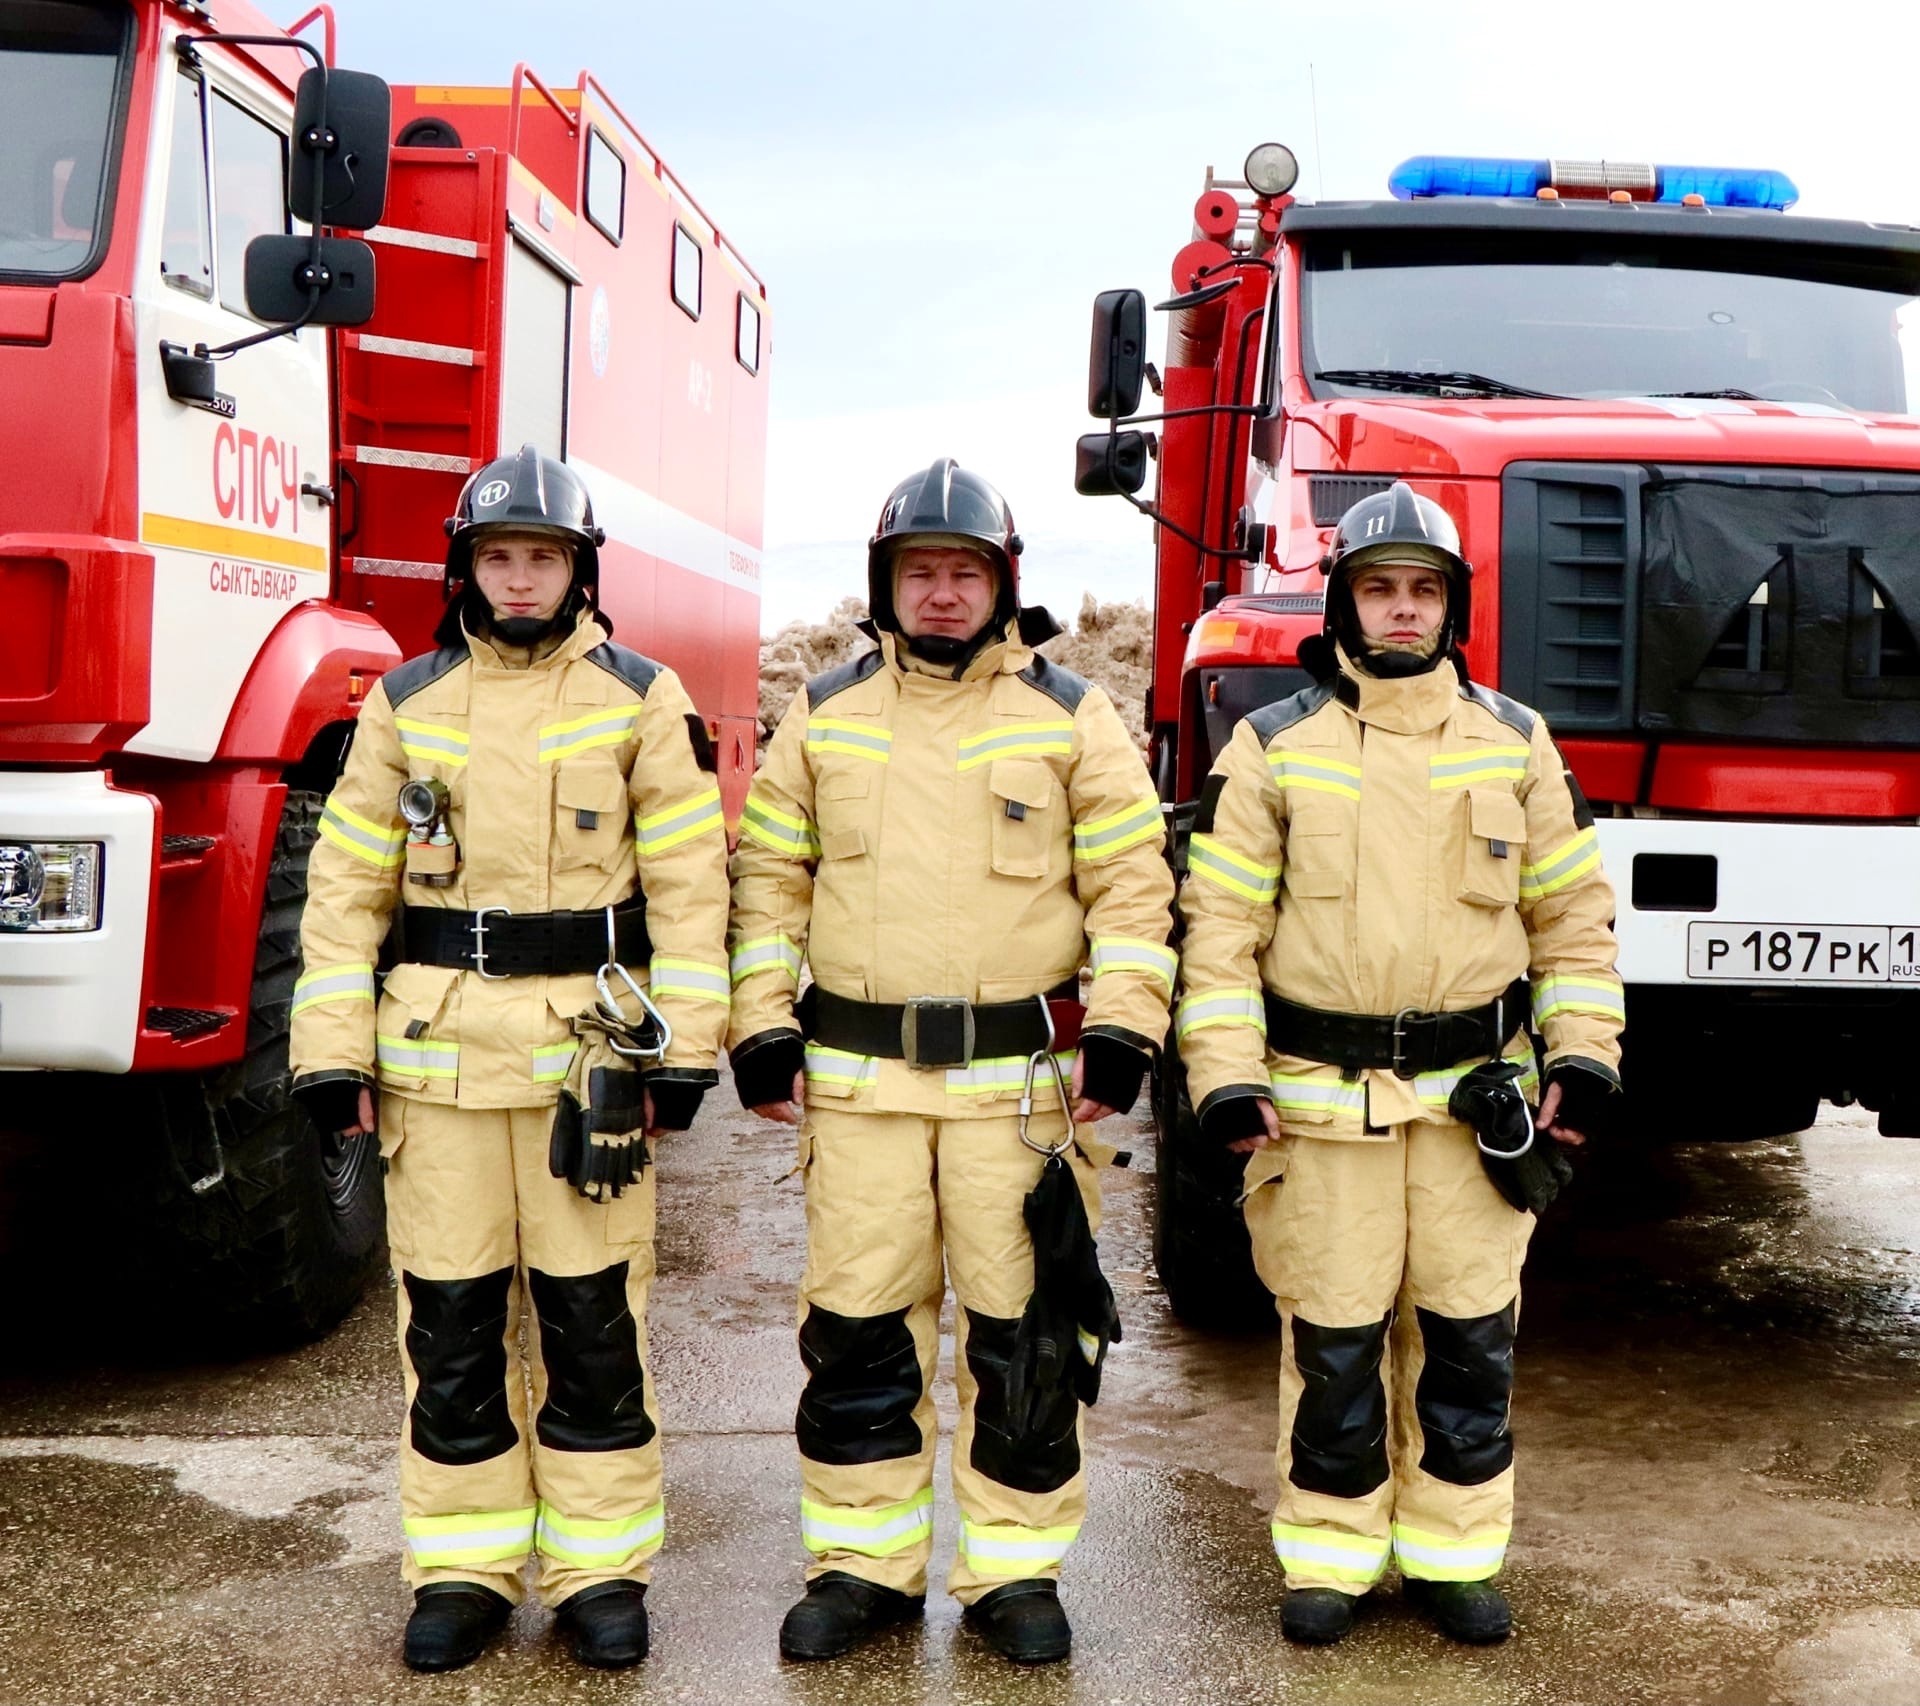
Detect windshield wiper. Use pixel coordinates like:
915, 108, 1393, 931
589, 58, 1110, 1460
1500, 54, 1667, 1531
1313, 368, 1567, 401
1645, 388, 1764, 400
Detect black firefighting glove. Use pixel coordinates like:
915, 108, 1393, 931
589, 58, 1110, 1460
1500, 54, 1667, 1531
1544, 1057, 1622, 1140
292, 1072, 372, 1138
731, 1028, 805, 1110
1196, 1084, 1275, 1145
549, 1064, 650, 1202
1449, 1059, 1573, 1215
642, 1067, 718, 1132
1077, 1029, 1152, 1114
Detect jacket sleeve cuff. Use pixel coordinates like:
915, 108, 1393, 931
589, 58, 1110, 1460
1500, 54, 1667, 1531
290, 1070, 374, 1136
1196, 1084, 1272, 1142
1078, 1029, 1153, 1113
730, 1028, 805, 1109
1545, 1056, 1622, 1134
642, 1067, 718, 1132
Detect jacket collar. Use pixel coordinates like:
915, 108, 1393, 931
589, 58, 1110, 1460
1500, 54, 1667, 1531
880, 621, 1031, 684
1334, 643, 1460, 735
463, 605, 607, 673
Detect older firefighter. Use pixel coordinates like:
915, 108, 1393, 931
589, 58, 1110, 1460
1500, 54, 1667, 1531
1176, 482, 1623, 1647
729, 460, 1175, 1665
290, 447, 730, 1673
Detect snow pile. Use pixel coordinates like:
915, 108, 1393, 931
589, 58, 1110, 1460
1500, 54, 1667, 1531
756, 595, 1153, 746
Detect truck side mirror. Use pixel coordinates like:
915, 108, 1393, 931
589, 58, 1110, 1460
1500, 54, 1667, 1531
1087, 288, 1147, 419
289, 67, 391, 230
244, 234, 376, 326
1075, 431, 1149, 496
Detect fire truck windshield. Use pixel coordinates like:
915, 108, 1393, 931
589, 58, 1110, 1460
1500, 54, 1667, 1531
1303, 234, 1920, 417
0, 2, 129, 282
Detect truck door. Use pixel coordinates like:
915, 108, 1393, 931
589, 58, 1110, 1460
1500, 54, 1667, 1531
132, 40, 330, 763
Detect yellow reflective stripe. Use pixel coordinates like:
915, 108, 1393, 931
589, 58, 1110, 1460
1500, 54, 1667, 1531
801, 1490, 932, 1556
538, 706, 642, 762
532, 1042, 577, 1084
730, 934, 803, 984
403, 1506, 536, 1568
1416, 1047, 1539, 1108
375, 1034, 460, 1079
541, 706, 642, 738
741, 793, 821, 858
958, 1518, 1081, 1574
1188, 833, 1279, 902
1519, 827, 1601, 900
1073, 796, 1162, 860
945, 1051, 1074, 1096
637, 786, 723, 853
1088, 936, 1177, 992
535, 1501, 664, 1566
393, 717, 470, 766
1269, 1072, 1367, 1118
1430, 746, 1530, 790
650, 956, 730, 1005
290, 962, 375, 1015
956, 721, 1075, 769
803, 1046, 877, 1088
1391, 1521, 1510, 1581
806, 717, 893, 763
318, 797, 405, 868
1176, 988, 1265, 1037
1271, 1522, 1391, 1583
1532, 975, 1626, 1025
1269, 751, 1363, 801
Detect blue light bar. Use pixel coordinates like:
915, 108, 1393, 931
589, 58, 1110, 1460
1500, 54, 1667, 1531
1388, 155, 1798, 211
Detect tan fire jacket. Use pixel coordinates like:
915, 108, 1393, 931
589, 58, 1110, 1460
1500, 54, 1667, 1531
1176, 649, 1623, 1137
291, 608, 731, 1109
726, 627, 1176, 1116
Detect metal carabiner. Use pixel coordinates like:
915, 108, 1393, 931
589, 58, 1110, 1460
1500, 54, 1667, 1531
1018, 994, 1076, 1158
594, 905, 673, 1062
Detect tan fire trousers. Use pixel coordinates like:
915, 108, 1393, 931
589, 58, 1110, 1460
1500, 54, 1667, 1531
1243, 1118, 1535, 1594
381, 1094, 662, 1607
794, 1103, 1103, 1604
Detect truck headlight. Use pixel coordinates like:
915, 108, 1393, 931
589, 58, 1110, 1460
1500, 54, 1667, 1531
0, 842, 102, 932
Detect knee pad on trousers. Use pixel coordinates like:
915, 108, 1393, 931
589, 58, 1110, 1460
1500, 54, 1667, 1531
528, 1262, 655, 1452
796, 1303, 922, 1466
1288, 1314, 1390, 1499
403, 1267, 519, 1467
1414, 1302, 1516, 1486
963, 1308, 1081, 1496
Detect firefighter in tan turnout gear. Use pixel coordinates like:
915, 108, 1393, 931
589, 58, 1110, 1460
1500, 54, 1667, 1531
290, 447, 730, 1674
729, 460, 1175, 1665
1176, 482, 1624, 1648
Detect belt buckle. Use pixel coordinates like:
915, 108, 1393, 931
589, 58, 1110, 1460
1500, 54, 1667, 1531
901, 996, 974, 1071
1390, 1006, 1427, 1080
471, 905, 511, 980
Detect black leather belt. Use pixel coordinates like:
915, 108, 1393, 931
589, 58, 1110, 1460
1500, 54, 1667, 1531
398, 897, 651, 980
802, 980, 1079, 1070
1263, 978, 1531, 1080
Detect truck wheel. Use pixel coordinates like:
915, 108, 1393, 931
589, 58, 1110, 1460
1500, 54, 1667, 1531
141, 791, 383, 1351
1150, 1043, 1274, 1332
1626, 1051, 1819, 1143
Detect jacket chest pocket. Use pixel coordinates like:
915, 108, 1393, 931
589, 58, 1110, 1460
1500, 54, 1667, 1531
1282, 825, 1349, 904
554, 759, 631, 873
375, 963, 461, 1092
987, 757, 1056, 879
1458, 785, 1527, 909
816, 768, 872, 863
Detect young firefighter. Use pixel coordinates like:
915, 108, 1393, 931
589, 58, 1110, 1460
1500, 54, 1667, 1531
728, 460, 1176, 1666
289, 447, 731, 1674
1176, 482, 1624, 1647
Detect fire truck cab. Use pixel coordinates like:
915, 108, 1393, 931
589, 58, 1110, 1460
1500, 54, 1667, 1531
1080, 147, 1920, 1323
0, 0, 769, 1347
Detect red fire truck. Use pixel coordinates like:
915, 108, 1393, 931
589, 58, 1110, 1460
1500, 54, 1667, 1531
1078, 146, 1920, 1323
0, 0, 770, 1346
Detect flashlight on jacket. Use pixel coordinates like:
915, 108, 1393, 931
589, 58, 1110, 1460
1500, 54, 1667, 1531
399, 777, 450, 838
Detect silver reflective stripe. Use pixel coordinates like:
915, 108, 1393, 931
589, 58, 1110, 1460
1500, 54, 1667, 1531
319, 799, 405, 866
1089, 937, 1178, 988
1430, 748, 1529, 787
1392, 1526, 1509, 1573
1532, 977, 1626, 1023
806, 720, 893, 760
1186, 835, 1279, 900
959, 1523, 1078, 1566
376, 1035, 459, 1078
957, 722, 1074, 768
650, 958, 729, 1000
1177, 990, 1264, 1034
538, 709, 640, 759
945, 1051, 1074, 1094
1073, 798, 1161, 857
730, 937, 802, 982
291, 964, 375, 1013
1268, 1075, 1367, 1116
639, 790, 725, 852
405, 1518, 535, 1563
804, 1047, 877, 1088
394, 727, 469, 761
535, 1507, 664, 1559
1272, 1526, 1391, 1575
801, 1493, 932, 1554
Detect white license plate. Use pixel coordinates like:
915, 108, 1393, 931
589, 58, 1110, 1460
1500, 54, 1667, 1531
1687, 921, 1920, 983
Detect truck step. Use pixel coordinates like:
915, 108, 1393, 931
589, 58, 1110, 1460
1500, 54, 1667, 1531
160, 834, 217, 859
144, 1005, 234, 1040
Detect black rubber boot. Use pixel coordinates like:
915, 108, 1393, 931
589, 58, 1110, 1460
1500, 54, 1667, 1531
554, 1581, 649, 1669
1405, 1577, 1512, 1644
1281, 1586, 1357, 1645
778, 1572, 925, 1661
962, 1579, 1072, 1665
402, 1582, 512, 1673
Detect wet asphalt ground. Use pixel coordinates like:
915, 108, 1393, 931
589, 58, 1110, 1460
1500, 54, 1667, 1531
1, 1089, 1919, 1705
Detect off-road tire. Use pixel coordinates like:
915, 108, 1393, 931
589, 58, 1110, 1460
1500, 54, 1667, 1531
1151, 1042, 1274, 1332
140, 791, 383, 1351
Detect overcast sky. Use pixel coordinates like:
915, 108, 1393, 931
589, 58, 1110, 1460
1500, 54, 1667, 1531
324, 0, 1920, 629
